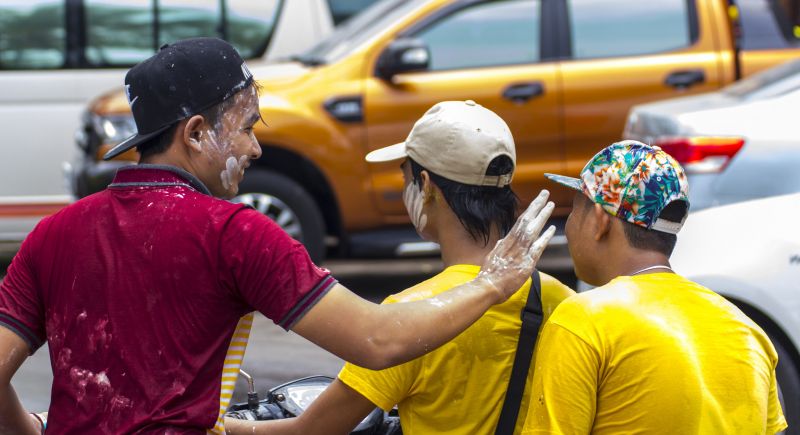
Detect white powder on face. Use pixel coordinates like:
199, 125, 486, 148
403, 183, 427, 232
220, 155, 249, 191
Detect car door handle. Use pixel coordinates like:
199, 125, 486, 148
502, 82, 545, 103
665, 69, 705, 90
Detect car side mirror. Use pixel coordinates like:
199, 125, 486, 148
376, 38, 430, 81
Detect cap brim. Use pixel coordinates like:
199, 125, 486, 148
365, 142, 408, 163
102, 125, 170, 161
544, 173, 583, 191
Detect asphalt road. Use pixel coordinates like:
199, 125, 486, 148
9, 258, 576, 412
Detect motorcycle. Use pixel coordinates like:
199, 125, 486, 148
225, 370, 402, 435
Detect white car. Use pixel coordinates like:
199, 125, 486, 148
671, 193, 800, 429
624, 59, 800, 211
0, 0, 375, 256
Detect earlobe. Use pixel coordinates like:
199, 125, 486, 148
183, 115, 205, 153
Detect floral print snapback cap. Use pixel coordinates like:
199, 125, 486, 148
546, 140, 690, 234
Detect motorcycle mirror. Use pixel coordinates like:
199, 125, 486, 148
268, 376, 334, 417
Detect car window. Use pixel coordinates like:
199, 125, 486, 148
326, 0, 381, 26
567, 0, 693, 59
0, 0, 66, 70
83, 0, 282, 67
227, 0, 282, 59
304, 0, 426, 65
413, 0, 540, 71
735, 0, 800, 49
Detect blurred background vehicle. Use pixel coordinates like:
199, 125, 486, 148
74, 0, 800, 265
670, 193, 800, 432
0, 0, 378, 258
625, 58, 800, 211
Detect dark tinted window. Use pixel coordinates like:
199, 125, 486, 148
227, 0, 282, 58
84, 0, 281, 67
736, 0, 800, 49
85, 0, 158, 66
414, 0, 540, 71
0, 1, 66, 69
568, 0, 693, 59
326, 0, 381, 26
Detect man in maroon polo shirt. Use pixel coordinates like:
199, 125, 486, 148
0, 38, 556, 434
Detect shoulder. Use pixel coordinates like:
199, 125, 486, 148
220, 203, 286, 237
383, 266, 479, 304
539, 272, 576, 303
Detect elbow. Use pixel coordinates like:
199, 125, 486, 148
351, 333, 408, 371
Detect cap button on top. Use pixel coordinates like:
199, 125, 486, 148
465, 100, 476, 106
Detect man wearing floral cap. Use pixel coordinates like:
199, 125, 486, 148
521, 140, 787, 434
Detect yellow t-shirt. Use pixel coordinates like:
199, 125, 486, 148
523, 273, 787, 435
338, 264, 574, 435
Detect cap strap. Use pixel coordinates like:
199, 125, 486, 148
650, 218, 683, 234
481, 173, 513, 188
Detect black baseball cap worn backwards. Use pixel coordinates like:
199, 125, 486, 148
103, 37, 255, 160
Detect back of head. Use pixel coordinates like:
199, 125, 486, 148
366, 100, 519, 246
410, 155, 518, 246
547, 140, 691, 256
103, 37, 255, 161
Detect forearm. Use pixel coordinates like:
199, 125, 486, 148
0, 384, 40, 435
224, 379, 373, 435
224, 417, 300, 435
294, 278, 498, 370
363, 275, 499, 367
294, 191, 555, 370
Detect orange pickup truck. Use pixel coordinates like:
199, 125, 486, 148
72, 0, 800, 264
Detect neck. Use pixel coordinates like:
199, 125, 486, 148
600, 249, 672, 284
438, 227, 498, 268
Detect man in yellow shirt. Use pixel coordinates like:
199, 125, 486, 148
523, 140, 787, 434
226, 100, 573, 434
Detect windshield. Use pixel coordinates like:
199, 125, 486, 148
724, 58, 800, 99
296, 0, 428, 65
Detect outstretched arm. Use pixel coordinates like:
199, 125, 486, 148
0, 327, 42, 435
293, 190, 555, 370
224, 379, 375, 435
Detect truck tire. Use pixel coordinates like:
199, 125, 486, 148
233, 169, 326, 263
772, 333, 800, 434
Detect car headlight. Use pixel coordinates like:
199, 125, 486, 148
91, 114, 137, 145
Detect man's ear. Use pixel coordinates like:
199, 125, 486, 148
592, 203, 612, 242
419, 170, 436, 203
182, 115, 206, 153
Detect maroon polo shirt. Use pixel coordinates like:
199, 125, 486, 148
0, 165, 335, 434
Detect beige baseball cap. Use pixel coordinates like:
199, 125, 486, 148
365, 100, 516, 187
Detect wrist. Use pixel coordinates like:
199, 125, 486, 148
474, 272, 503, 305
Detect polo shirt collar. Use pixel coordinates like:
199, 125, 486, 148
109, 164, 213, 196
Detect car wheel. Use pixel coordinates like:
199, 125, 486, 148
771, 333, 800, 434
233, 169, 326, 263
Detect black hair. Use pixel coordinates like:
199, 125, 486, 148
409, 156, 518, 246
137, 123, 179, 160
621, 200, 688, 257
137, 82, 262, 160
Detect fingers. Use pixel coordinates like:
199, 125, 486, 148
527, 225, 556, 262
511, 190, 550, 235
523, 201, 555, 242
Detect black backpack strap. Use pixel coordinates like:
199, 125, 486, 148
495, 270, 543, 435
